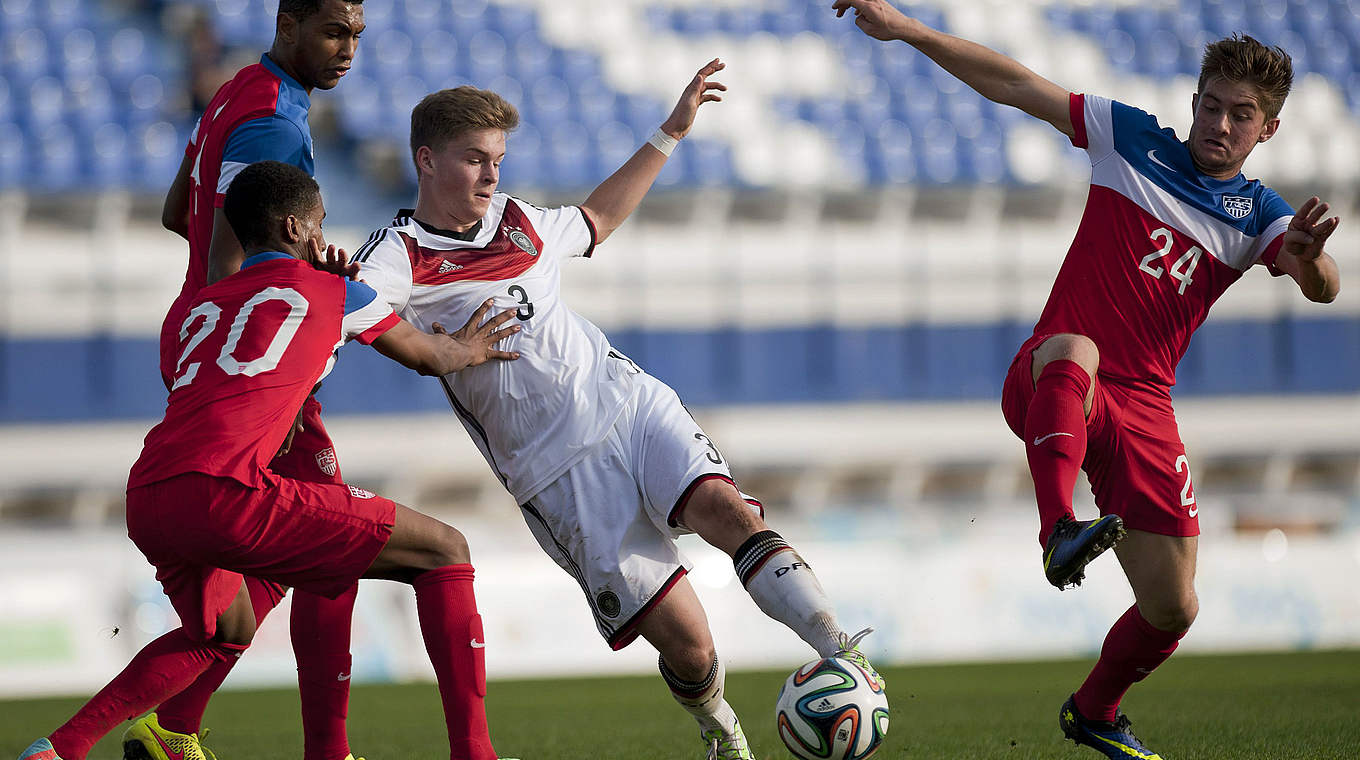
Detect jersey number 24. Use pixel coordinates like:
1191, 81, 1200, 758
1139, 227, 1202, 295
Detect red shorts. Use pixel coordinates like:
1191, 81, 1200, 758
1001, 334, 1200, 537
126, 472, 396, 641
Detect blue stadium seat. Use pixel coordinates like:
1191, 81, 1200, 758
0, 124, 23, 189
85, 121, 130, 189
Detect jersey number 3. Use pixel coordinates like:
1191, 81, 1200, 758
1139, 227, 1202, 295
171, 287, 310, 390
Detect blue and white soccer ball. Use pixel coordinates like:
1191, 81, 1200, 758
774, 656, 890, 760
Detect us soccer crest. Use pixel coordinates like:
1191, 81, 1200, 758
504, 224, 538, 256
315, 447, 337, 477
1222, 195, 1253, 219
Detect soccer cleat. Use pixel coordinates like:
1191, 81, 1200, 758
18, 739, 61, 760
122, 713, 217, 760
1060, 695, 1163, 760
833, 627, 886, 691
702, 716, 755, 760
1043, 515, 1126, 589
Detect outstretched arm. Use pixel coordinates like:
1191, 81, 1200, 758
372, 299, 521, 377
1272, 196, 1341, 303
580, 58, 727, 244
833, 0, 1073, 137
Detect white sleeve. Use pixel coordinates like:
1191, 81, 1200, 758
514, 198, 597, 261
351, 228, 414, 312
1075, 93, 1116, 162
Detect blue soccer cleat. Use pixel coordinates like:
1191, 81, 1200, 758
1060, 695, 1163, 759
1043, 514, 1126, 589
18, 739, 61, 760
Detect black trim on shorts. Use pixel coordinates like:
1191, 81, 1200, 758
607, 566, 686, 651
521, 499, 617, 640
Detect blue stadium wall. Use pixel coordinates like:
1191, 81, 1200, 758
3, 316, 1357, 422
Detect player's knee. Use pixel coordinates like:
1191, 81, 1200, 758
664, 641, 718, 681
214, 609, 257, 647
683, 482, 765, 549
427, 523, 471, 567
1145, 593, 1198, 633
1036, 333, 1100, 377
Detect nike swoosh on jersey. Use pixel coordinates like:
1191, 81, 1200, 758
336, 672, 352, 681
1032, 432, 1077, 446
1188, 505, 1199, 518
1147, 149, 1176, 172
470, 639, 486, 649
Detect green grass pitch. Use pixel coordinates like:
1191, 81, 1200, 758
5, 650, 1358, 759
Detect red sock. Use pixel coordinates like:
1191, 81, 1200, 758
48, 629, 244, 760
413, 565, 496, 760
158, 578, 284, 735
292, 583, 359, 760
1074, 605, 1184, 722
1024, 359, 1091, 545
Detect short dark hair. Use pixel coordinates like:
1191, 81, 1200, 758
410, 87, 519, 176
222, 160, 321, 249
1198, 34, 1293, 120
278, 0, 363, 23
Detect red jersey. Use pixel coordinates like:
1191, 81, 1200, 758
1032, 94, 1293, 391
131, 253, 398, 490
159, 54, 316, 384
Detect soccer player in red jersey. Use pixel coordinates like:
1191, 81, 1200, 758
19, 161, 520, 760
835, 1, 1340, 757
150, 2, 370, 758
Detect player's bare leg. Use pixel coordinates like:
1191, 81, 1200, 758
34, 584, 257, 760
634, 579, 752, 760
362, 504, 501, 760
680, 480, 881, 681
1028, 334, 1126, 588
1061, 531, 1194, 758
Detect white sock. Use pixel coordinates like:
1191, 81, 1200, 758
659, 653, 739, 735
734, 530, 844, 658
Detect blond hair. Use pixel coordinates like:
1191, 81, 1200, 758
409, 87, 519, 174
1198, 34, 1293, 120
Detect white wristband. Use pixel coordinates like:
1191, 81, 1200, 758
647, 128, 679, 157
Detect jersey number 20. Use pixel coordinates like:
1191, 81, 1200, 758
171, 287, 310, 390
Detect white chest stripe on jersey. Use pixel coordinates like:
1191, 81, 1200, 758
1093, 157, 1282, 272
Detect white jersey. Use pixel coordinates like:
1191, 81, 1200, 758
352, 193, 639, 502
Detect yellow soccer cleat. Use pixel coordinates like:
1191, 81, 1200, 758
122, 713, 217, 760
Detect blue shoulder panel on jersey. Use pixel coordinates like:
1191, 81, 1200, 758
1109, 100, 1288, 235
343, 277, 379, 315
240, 251, 292, 269
221, 116, 314, 175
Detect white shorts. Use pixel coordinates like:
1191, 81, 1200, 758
518, 371, 762, 650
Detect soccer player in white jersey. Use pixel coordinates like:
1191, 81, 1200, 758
349, 60, 883, 759
835, 1, 1340, 758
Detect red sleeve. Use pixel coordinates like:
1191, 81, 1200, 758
1258, 233, 1289, 277
1068, 92, 1087, 149
355, 312, 401, 344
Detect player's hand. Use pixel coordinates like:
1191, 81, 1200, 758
1281, 196, 1339, 262
659, 58, 727, 140
315, 244, 360, 279
832, 0, 916, 42
275, 406, 306, 458
435, 299, 522, 368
